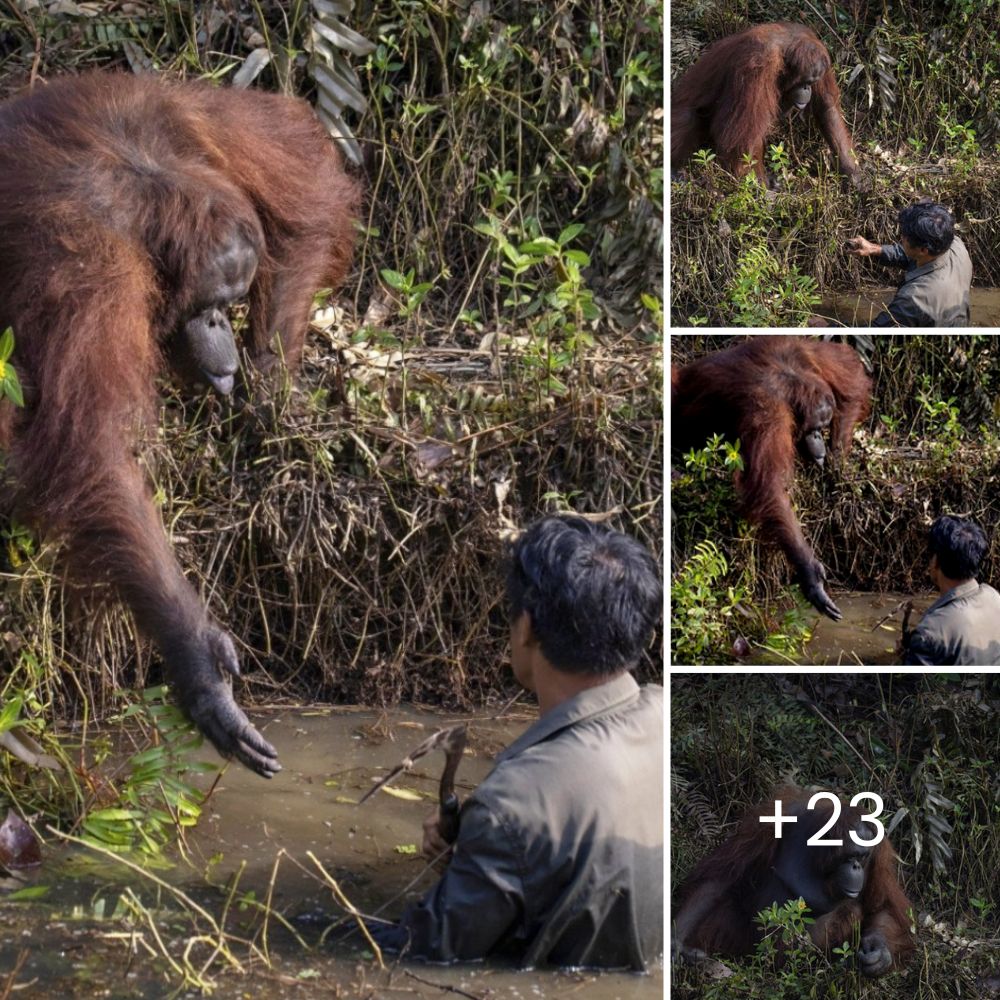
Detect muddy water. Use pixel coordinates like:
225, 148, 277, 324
750, 591, 934, 665
0, 708, 663, 998
819, 287, 1000, 326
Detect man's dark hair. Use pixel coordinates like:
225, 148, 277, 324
898, 201, 955, 256
928, 515, 987, 580
506, 515, 662, 675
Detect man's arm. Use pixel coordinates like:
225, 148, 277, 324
393, 799, 526, 961
845, 237, 909, 268
876, 243, 911, 268
872, 287, 935, 327
901, 626, 941, 665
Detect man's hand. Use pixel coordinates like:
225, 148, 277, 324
845, 236, 881, 257
422, 808, 455, 871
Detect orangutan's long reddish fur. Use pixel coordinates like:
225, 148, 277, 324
0, 73, 359, 769
671, 23, 861, 184
675, 789, 914, 971
672, 336, 871, 616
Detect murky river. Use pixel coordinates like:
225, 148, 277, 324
750, 591, 934, 665
820, 287, 1000, 326
0, 708, 663, 998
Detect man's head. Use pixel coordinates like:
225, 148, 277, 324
927, 515, 987, 590
506, 515, 662, 680
897, 201, 955, 263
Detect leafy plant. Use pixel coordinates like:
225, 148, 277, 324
672, 434, 743, 530
81, 687, 218, 857
728, 244, 821, 326
475, 217, 601, 392
380, 266, 436, 321
767, 141, 791, 179
671, 540, 747, 664
916, 375, 964, 458
672, 435, 813, 663
682, 433, 744, 478
936, 105, 980, 176
2, 519, 35, 568
760, 605, 813, 658
755, 897, 817, 957
478, 218, 599, 325
0, 327, 24, 407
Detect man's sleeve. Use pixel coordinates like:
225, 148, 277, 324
877, 243, 911, 268
397, 799, 525, 961
870, 244, 934, 326
902, 626, 940, 665
872, 288, 934, 327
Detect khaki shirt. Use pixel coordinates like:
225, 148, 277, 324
397, 674, 663, 969
903, 579, 1000, 665
873, 237, 972, 327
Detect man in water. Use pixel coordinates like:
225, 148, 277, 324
902, 515, 1000, 665
367, 515, 663, 969
844, 200, 971, 327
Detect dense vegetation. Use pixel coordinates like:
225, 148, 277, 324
670, 0, 1000, 325
671, 334, 1000, 664
0, 0, 663, 868
672, 674, 1000, 998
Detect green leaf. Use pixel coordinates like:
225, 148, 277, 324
82, 821, 133, 847
2, 369, 23, 408
87, 808, 143, 822
501, 243, 528, 267
0, 696, 23, 734
0, 328, 13, 362
128, 746, 170, 767
519, 237, 559, 256
184, 760, 218, 775
8, 885, 49, 901
380, 269, 407, 291
557, 223, 585, 245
